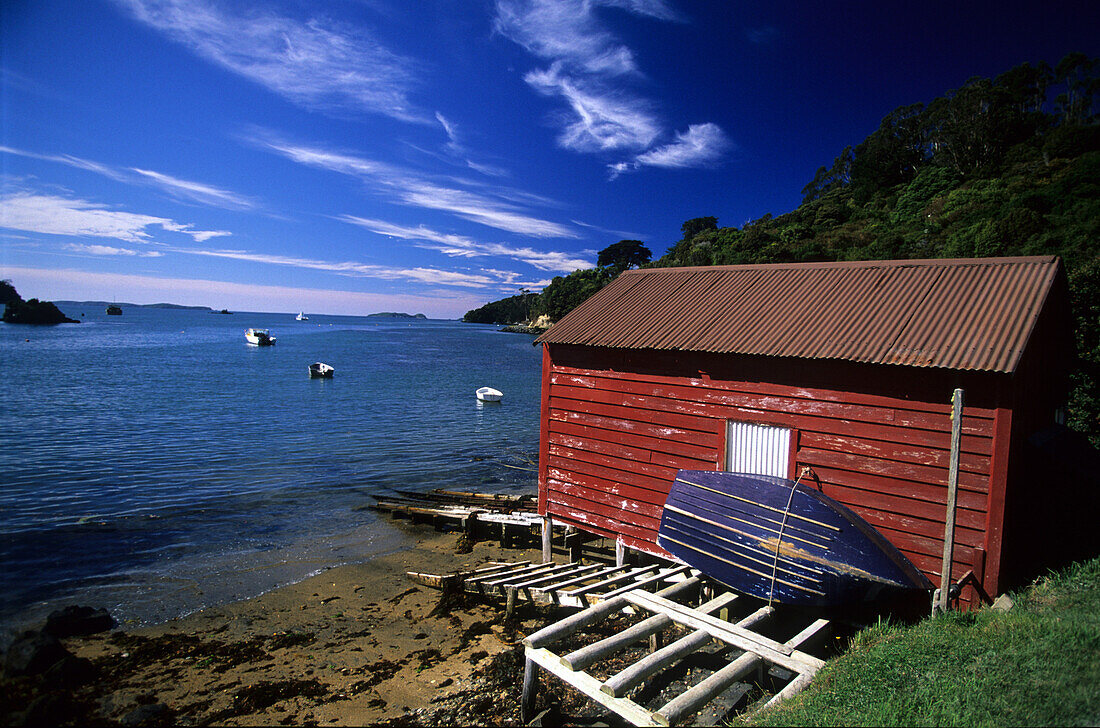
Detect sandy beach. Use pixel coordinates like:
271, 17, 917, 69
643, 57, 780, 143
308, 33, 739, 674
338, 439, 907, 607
1, 519, 606, 726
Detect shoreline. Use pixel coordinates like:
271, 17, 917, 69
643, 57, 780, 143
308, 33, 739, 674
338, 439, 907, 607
3, 519, 563, 726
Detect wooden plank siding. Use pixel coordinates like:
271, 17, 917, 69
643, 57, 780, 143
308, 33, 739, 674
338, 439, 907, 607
539, 344, 1002, 603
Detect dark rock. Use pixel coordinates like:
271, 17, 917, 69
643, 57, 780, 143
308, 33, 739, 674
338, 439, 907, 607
43, 605, 116, 637
42, 653, 97, 688
120, 702, 172, 726
4, 631, 68, 677
13, 692, 79, 727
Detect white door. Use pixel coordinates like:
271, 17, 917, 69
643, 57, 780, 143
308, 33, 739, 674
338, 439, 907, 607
726, 421, 791, 478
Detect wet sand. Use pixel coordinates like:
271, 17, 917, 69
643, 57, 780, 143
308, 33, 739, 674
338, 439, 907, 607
2, 520, 575, 726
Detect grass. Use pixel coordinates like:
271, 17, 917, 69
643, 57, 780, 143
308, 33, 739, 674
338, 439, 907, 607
745, 557, 1100, 727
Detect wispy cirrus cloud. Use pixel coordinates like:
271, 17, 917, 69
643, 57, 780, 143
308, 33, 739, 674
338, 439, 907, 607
0, 190, 231, 243
64, 243, 165, 257
493, 0, 730, 175
255, 133, 578, 238
339, 216, 592, 272
112, 0, 428, 122
609, 122, 731, 178
0, 145, 258, 211
179, 246, 497, 288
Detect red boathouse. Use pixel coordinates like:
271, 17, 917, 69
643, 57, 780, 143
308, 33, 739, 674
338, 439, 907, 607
535, 256, 1088, 606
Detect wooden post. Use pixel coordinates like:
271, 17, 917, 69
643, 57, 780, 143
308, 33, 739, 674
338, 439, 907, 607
542, 514, 553, 564
521, 655, 539, 723
566, 526, 582, 562
615, 538, 627, 567
935, 388, 964, 615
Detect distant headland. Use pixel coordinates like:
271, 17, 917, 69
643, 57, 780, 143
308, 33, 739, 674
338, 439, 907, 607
54, 301, 214, 311
366, 312, 427, 319
2, 281, 79, 325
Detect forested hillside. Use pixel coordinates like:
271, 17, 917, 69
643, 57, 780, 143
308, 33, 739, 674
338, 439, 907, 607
464, 54, 1099, 440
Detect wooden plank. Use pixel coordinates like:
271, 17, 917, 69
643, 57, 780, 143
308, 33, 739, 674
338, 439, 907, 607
654, 618, 828, 727
561, 613, 673, 672
623, 592, 825, 674
549, 365, 999, 420
548, 415, 720, 463
562, 565, 659, 599
600, 594, 754, 699
531, 565, 627, 594
478, 563, 569, 588
507, 563, 602, 590
526, 646, 661, 727
550, 367, 996, 435
599, 565, 693, 599
405, 561, 528, 588
524, 596, 629, 649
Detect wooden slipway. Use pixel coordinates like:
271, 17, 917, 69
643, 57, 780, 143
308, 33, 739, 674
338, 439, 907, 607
407, 559, 695, 616
409, 560, 831, 726
521, 578, 830, 727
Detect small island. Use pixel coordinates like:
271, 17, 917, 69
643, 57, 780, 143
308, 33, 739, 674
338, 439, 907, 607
1, 280, 79, 325
366, 312, 427, 319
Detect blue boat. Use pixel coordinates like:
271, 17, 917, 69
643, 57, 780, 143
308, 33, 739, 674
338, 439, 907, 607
658, 470, 932, 607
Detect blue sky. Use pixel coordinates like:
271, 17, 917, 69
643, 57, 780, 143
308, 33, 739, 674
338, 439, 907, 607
2, 1, 1097, 318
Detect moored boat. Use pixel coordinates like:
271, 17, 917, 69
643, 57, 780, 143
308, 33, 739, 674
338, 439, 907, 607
476, 386, 502, 402
658, 470, 932, 607
106, 305, 122, 315
245, 328, 276, 346
296, 312, 309, 321
308, 362, 334, 378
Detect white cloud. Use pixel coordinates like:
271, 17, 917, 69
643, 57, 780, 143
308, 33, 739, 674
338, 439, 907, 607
113, 0, 427, 122
128, 168, 257, 210
0, 145, 257, 211
180, 246, 497, 288
64, 243, 165, 257
339, 216, 592, 272
494, 0, 730, 174
494, 0, 680, 76
610, 122, 731, 177
525, 64, 660, 152
0, 191, 231, 244
256, 135, 579, 238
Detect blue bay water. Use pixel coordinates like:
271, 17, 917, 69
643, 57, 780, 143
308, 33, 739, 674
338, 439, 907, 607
0, 306, 541, 635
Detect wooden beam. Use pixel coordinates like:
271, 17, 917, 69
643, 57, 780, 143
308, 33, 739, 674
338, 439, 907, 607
526, 646, 662, 728
623, 592, 824, 674
601, 603, 770, 699
653, 617, 828, 726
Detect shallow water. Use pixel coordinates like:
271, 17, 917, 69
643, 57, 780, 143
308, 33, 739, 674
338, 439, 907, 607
0, 306, 541, 633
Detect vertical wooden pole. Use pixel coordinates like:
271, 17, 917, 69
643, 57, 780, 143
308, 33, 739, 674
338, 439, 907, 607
936, 388, 964, 615
615, 538, 627, 567
521, 655, 539, 723
541, 514, 553, 564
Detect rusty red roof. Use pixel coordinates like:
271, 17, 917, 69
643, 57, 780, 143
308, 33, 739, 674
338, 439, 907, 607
536, 256, 1063, 373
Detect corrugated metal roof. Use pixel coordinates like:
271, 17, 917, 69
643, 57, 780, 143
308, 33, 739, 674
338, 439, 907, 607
536, 256, 1062, 373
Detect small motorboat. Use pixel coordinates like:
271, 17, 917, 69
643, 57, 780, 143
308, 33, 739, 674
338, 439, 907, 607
245, 328, 276, 346
309, 362, 334, 378
106, 305, 122, 315
296, 312, 309, 321
658, 470, 932, 607
476, 386, 502, 402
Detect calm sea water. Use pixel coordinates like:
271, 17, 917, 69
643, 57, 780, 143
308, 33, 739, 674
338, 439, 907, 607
0, 306, 541, 635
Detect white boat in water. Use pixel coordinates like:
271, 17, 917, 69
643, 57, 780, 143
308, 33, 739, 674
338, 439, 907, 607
476, 386, 502, 402
296, 312, 309, 321
309, 362, 334, 378
245, 328, 276, 346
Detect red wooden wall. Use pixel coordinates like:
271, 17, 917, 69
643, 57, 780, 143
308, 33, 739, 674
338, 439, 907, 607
538, 343, 1014, 603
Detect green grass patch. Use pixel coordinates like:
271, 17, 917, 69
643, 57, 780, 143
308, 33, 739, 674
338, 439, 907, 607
746, 557, 1100, 727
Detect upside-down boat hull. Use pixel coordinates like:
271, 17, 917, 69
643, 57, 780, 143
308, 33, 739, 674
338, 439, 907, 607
657, 471, 932, 607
